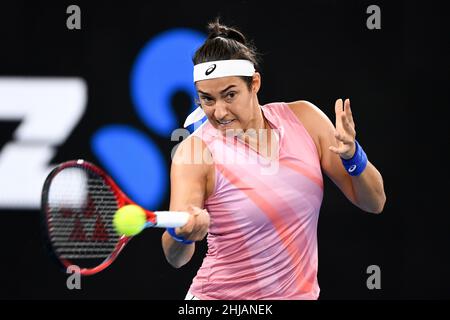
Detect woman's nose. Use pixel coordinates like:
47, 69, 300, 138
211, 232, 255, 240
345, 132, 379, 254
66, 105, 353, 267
214, 103, 229, 120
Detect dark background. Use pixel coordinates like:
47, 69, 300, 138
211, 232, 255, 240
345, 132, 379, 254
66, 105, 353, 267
0, 0, 448, 300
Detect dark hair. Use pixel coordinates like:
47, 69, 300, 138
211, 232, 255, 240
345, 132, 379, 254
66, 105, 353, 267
193, 18, 261, 89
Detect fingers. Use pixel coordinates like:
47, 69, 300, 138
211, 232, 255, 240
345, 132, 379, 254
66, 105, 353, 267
176, 213, 195, 236
175, 205, 198, 235
329, 139, 353, 156
343, 98, 350, 114
329, 128, 353, 155
190, 209, 210, 241
340, 113, 356, 136
331, 98, 357, 158
335, 98, 355, 136
334, 130, 353, 144
188, 204, 203, 216
328, 144, 351, 155
335, 98, 344, 114
178, 205, 210, 241
334, 99, 344, 129
344, 98, 354, 126
195, 209, 210, 233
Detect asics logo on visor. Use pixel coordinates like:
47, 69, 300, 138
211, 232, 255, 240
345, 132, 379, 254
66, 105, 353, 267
205, 64, 217, 75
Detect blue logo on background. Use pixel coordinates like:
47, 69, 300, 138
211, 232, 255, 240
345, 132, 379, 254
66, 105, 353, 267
91, 28, 205, 209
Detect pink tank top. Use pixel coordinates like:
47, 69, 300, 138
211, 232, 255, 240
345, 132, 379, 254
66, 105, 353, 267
188, 102, 323, 300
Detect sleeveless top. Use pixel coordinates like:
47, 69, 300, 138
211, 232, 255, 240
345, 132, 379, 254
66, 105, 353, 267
188, 102, 323, 299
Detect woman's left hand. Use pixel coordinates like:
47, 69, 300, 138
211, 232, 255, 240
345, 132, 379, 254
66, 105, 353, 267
329, 98, 357, 160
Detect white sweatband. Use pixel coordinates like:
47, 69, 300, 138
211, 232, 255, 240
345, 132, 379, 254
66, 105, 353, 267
193, 59, 255, 82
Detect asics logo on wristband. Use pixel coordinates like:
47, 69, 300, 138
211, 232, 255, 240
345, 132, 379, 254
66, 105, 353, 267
348, 165, 357, 173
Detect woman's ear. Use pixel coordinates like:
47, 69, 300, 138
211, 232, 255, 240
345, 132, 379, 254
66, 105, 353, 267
252, 72, 261, 94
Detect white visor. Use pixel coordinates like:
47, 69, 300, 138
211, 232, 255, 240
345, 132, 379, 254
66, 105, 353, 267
193, 59, 255, 82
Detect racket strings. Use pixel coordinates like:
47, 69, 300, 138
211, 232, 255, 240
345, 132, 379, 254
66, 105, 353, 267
46, 166, 121, 259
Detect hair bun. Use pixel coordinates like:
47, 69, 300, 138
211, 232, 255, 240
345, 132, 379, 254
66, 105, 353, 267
207, 19, 247, 45
193, 18, 260, 72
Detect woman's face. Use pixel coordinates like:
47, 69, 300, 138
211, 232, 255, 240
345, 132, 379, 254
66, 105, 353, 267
195, 73, 261, 134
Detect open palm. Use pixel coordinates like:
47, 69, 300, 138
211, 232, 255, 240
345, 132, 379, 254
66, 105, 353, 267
329, 98, 357, 160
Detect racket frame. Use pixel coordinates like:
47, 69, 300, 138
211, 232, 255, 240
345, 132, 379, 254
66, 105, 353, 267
41, 160, 154, 276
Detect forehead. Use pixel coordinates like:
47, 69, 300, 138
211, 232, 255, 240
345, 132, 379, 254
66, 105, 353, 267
195, 76, 244, 94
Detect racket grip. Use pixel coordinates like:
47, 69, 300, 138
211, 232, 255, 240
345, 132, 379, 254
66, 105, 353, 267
153, 211, 190, 228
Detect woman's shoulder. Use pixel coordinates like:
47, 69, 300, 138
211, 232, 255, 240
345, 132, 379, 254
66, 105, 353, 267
284, 100, 333, 160
263, 100, 325, 118
285, 100, 332, 126
286, 100, 322, 115
263, 100, 328, 124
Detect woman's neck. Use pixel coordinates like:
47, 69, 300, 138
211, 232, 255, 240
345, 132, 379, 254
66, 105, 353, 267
238, 106, 271, 146
246, 105, 267, 131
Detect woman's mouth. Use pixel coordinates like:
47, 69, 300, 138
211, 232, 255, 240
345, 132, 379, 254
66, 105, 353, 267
217, 119, 235, 126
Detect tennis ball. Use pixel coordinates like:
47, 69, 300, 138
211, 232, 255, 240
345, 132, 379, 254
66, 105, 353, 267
113, 205, 147, 236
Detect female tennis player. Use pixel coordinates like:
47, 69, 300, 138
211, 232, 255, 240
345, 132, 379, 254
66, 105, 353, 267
161, 20, 386, 300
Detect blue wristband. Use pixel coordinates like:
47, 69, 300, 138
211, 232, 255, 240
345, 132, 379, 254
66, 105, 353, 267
167, 227, 194, 244
341, 140, 368, 176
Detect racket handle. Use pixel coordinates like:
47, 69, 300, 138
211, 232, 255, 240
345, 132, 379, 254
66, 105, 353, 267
153, 211, 190, 228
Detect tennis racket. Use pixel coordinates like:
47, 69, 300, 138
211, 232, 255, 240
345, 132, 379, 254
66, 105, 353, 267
41, 159, 189, 276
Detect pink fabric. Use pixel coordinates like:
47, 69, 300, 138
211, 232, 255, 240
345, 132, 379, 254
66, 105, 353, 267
188, 102, 323, 300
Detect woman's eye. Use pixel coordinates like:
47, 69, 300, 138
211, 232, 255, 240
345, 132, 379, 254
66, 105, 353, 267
227, 92, 236, 99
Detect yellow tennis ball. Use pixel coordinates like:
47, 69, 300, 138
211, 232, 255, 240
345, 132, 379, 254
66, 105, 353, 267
113, 205, 146, 236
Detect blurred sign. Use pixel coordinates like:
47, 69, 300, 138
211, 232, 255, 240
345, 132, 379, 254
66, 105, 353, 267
0, 78, 87, 209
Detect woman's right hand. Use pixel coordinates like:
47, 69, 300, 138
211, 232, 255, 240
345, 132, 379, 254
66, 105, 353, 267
175, 205, 210, 242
